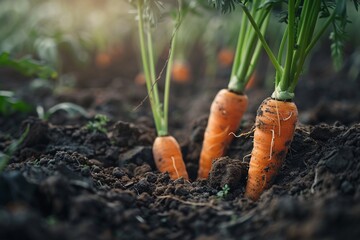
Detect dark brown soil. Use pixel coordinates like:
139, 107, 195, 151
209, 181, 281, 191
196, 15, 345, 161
1, 41, 360, 240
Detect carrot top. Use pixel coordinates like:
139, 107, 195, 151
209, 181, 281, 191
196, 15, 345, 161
133, 0, 192, 136
211, 0, 272, 93
238, 0, 357, 100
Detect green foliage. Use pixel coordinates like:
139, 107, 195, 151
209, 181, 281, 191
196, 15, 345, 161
0, 0, 133, 71
0, 91, 32, 116
0, 52, 56, 116
328, 0, 357, 71
217, 184, 230, 198
0, 52, 57, 79
0, 125, 29, 172
37, 102, 89, 121
86, 114, 110, 134
208, 0, 242, 13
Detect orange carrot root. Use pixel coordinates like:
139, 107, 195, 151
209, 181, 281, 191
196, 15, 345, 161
153, 136, 189, 180
198, 89, 248, 179
171, 61, 191, 83
245, 98, 298, 201
217, 48, 235, 68
96, 52, 111, 68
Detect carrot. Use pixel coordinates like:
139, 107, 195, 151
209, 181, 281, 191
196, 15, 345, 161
153, 136, 189, 180
245, 98, 298, 200
95, 52, 111, 68
217, 48, 235, 68
238, 0, 352, 200
134, 72, 146, 85
198, 1, 272, 179
198, 89, 248, 179
171, 60, 191, 83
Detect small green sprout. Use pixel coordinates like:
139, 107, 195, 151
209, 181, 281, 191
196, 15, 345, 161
86, 114, 110, 134
217, 184, 230, 198
0, 125, 29, 172
37, 102, 89, 121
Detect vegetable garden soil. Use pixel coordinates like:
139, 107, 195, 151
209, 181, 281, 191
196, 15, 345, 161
1, 45, 360, 239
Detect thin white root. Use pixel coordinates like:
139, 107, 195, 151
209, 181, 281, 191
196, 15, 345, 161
242, 153, 252, 162
157, 195, 225, 212
171, 156, 180, 179
283, 111, 293, 121
269, 129, 275, 160
310, 169, 319, 194
229, 127, 255, 138
274, 100, 281, 136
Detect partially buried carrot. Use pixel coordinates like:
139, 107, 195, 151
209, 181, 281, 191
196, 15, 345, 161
198, 89, 248, 179
153, 136, 189, 180
245, 98, 298, 200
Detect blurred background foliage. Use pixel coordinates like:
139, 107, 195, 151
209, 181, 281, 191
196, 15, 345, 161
0, 0, 358, 85
0, 0, 133, 72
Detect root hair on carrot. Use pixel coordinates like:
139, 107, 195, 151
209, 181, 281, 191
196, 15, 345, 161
270, 129, 275, 160
228, 127, 254, 138
243, 153, 252, 162
171, 156, 180, 179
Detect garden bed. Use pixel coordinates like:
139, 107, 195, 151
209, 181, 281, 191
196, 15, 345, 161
1, 49, 359, 239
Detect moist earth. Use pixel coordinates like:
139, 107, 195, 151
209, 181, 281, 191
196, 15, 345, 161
1, 114, 359, 240
1, 42, 360, 239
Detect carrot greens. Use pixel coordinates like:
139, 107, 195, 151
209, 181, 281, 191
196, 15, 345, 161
133, 0, 189, 136
211, 0, 272, 93
238, 0, 358, 100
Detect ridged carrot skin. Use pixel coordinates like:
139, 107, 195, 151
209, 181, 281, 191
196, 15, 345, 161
153, 136, 189, 180
245, 98, 298, 201
198, 89, 248, 179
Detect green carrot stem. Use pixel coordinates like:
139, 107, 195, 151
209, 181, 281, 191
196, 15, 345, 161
278, 0, 295, 92
236, 8, 268, 83
146, 25, 161, 107
231, 12, 248, 79
228, 1, 271, 93
162, 24, 179, 137
137, 1, 161, 135
305, 11, 336, 57
240, 4, 283, 76
163, 1, 185, 136
245, 13, 270, 81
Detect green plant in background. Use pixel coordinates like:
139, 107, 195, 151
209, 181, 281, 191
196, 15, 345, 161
0, 91, 32, 116
0, 125, 29, 172
37, 103, 89, 121
217, 184, 230, 198
0, 0, 133, 73
86, 114, 110, 134
0, 52, 57, 116
0, 52, 57, 79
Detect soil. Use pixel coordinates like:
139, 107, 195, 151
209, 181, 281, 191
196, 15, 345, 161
1, 41, 360, 240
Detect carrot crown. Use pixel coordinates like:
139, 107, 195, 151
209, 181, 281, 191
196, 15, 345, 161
238, 0, 357, 100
